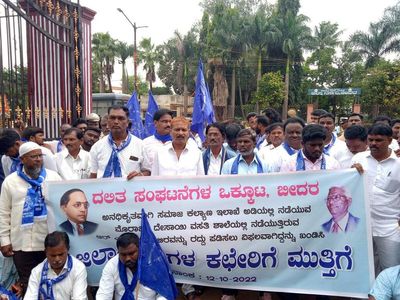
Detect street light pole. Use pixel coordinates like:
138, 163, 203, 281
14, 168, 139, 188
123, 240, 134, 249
117, 8, 148, 92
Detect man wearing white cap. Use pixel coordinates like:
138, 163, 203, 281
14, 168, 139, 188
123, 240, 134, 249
0, 142, 61, 297
86, 112, 100, 128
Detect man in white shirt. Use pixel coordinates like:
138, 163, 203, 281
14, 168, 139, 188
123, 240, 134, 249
97, 233, 166, 300
0, 129, 57, 177
24, 231, 87, 300
333, 125, 368, 168
54, 128, 90, 180
89, 105, 149, 180
203, 123, 236, 175
347, 113, 364, 126
255, 116, 269, 149
280, 124, 340, 172
258, 123, 284, 160
390, 119, 400, 151
151, 117, 204, 176
222, 128, 271, 175
266, 117, 305, 171
143, 109, 173, 169
351, 124, 400, 275
45, 123, 72, 154
81, 127, 101, 152
0, 142, 61, 296
318, 113, 346, 156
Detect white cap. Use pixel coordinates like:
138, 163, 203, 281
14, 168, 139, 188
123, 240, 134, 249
86, 113, 100, 122
19, 142, 42, 157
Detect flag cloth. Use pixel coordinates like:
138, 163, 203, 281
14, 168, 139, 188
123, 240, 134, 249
191, 59, 216, 142
144, 91, 159, 137
138, 209, 178, 300
126, 91, 146, 139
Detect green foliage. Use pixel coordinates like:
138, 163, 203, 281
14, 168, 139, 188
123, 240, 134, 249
151, 86, 172, 95
252, 71, 285, 110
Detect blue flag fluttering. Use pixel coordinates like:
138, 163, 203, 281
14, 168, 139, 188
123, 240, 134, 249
138, 209, 178, 300
126, 91, 146, 139
144, 91, 159, 137
191, 59, 216, 142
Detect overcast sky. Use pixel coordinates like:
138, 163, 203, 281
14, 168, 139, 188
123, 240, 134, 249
79, 0, 398, 87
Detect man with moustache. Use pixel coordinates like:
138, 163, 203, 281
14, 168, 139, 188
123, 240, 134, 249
89, 105, 149, 179
24, 231, 87, 299
258, 123, 285, 161
54, 128, 91, 180
351, 124, 400, 275
143, 109, 174, 169
318, 113, 346, 156
81, 127, 101, 152
267, 117, 305, 172
280, 124, 340, 172
151, 117, 204, 176
203, 123, 236, 175
221, 128, 270, 175
347, 113, 364, 126
97, 233, 167, 300
0, 142, 61, 296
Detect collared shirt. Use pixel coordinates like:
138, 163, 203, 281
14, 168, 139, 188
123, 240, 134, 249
0, 169, 61, 251
24, 256, 87, 300
207, 148, 223, 175
142, 135, 171, 169
151, 142, 204, 176
390, 139, 399, 151
369, 265, 400, 300
351, 150, 400, 239
325, 134, 347, 157
54, 148, 90, 180
329, 213, 350, 233
96, 255, 167, 300
2, 146, 57, 177
266, 144, 300, 172
45, 140, 66, 154
280, 150, 340, 173
89, 133, 148, 178
332, 146, 367, 169
257, 143, 277, 161
221, 153, 271, 175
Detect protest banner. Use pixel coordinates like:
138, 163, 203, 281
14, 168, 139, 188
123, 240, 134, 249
47, 169, 374, 298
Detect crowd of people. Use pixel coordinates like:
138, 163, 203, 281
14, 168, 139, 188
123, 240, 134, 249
0, 105, 399, 299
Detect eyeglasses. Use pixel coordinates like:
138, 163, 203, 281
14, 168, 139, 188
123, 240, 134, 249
71, 202, 89, 209
327, 194, 347, 202
27, 154, 44, 159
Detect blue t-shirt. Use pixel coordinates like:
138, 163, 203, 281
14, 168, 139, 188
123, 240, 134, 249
369, 265, 400, 300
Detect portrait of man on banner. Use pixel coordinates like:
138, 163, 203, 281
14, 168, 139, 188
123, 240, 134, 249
322, 186, 360, 233
58, 188, 98, 236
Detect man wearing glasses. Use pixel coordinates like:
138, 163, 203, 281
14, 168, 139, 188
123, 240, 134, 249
59, 188, 98, 236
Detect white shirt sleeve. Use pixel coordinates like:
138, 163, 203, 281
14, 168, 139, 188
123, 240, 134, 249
71, 260, 88, 300
24, 264, 41, 300
96, 259, 116, 300
151, 151, 160, 176
196, 152, 205, 175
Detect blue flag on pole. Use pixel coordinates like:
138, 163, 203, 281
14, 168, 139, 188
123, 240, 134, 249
144, 91, 159, 137
126, 91, 146, 139
191, 59, 216, 142
138, 209, 178, 300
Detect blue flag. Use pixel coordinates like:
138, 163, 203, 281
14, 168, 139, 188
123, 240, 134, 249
138, 209, 178, 300
0, 285, 18, 300
145, 91, 159, 137
191, 59, 216, 142
126, 91, 146, 139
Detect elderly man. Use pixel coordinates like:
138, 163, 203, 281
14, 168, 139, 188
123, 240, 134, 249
322, 186, 359, 233
222, 128, 270, 175
151, 117, 204, 176
352, 124, 400, 275
97, 233, 166, 300
54, 128, 90, 180
280, 124, 340, 172
24, 231, 87, 299
0, 142, 61, 296
0, 129, 56, 178
143, 109, 173, 169
89, 105, 149, 179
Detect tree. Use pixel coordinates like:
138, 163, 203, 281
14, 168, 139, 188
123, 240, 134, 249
138, 38, 161, 91
252, 71, 285, 110
350, 21, 400, 68
116, 42, 133, 94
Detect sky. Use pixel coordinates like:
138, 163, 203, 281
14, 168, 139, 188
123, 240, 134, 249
79, 0, 398, 87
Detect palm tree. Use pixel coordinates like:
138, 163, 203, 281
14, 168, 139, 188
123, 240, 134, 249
274, 12, 312, 119
138, 38, 161, 91
116, 42, 133, 94
311, 21, 342, 50
350, 21, 400, 68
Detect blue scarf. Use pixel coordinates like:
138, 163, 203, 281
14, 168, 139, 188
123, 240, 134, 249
154, 132, 172, 143
39, 255, 73, 300
256, 134, 266, 149
296, 151, 326, 171
323, 133, 336, 155
119, 259, 138, 300
230, 153, 264, 174
17, 164, 47, 227
10, 156, 21, 173
282, 142, 297, 156
103, 133, 132, 178
56, 140, 63, 153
